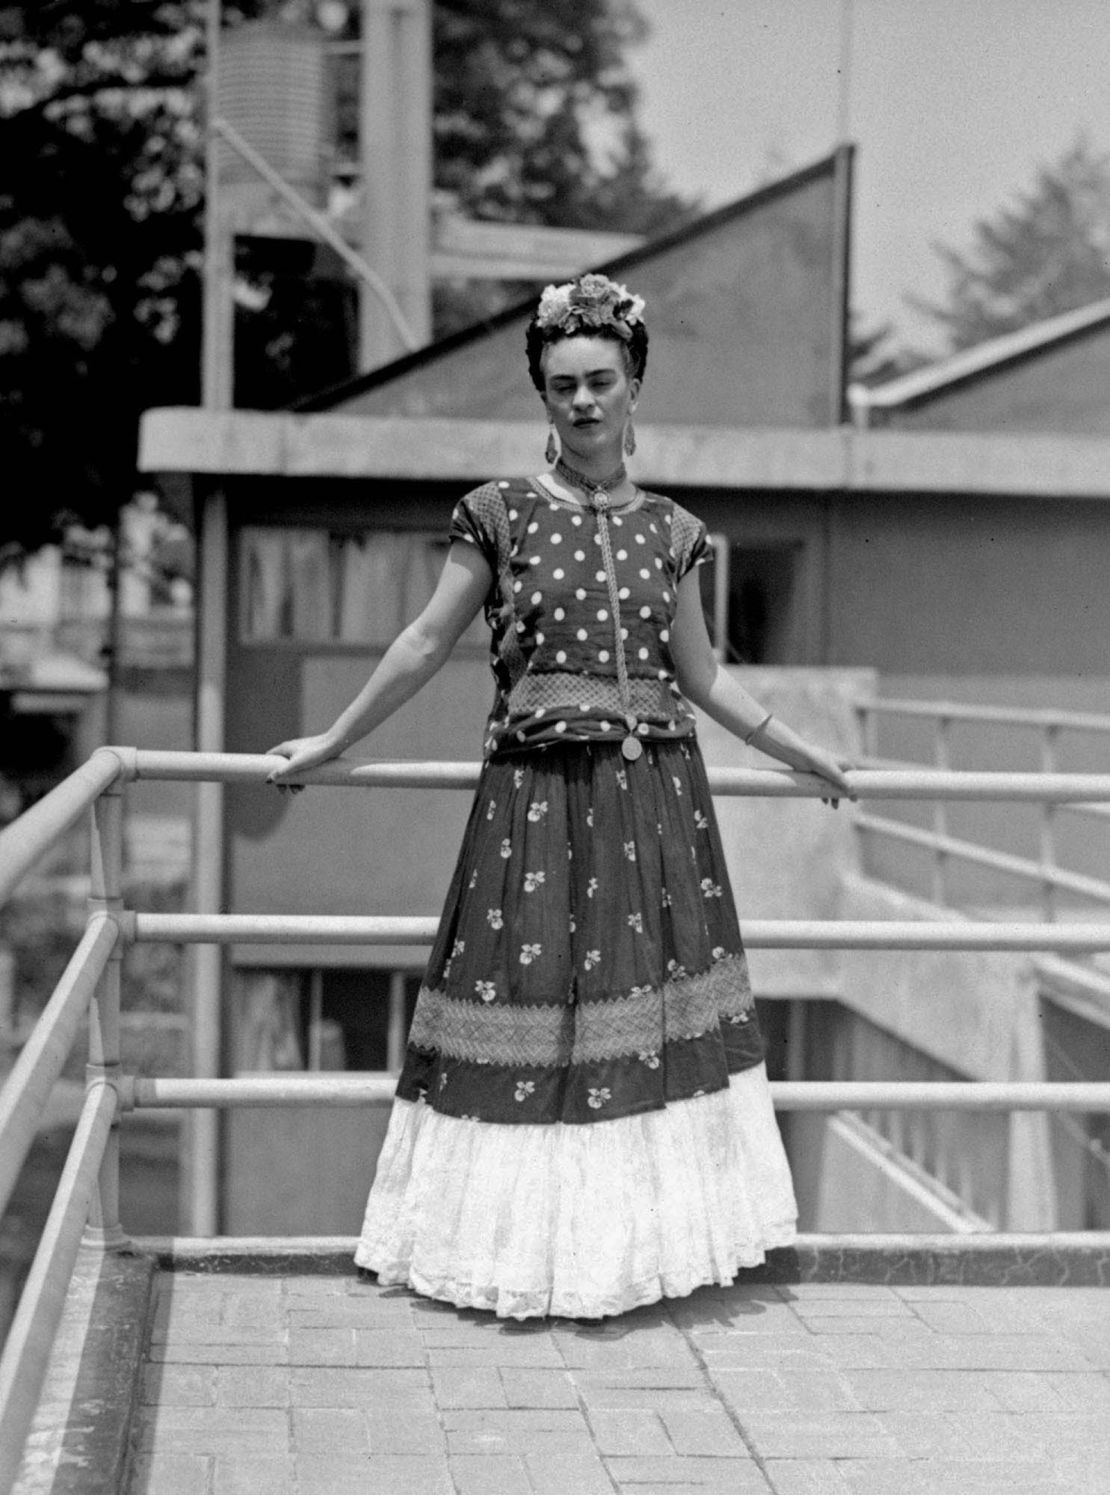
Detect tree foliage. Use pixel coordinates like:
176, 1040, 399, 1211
917, 134, 1110, 351
0, 0, 692, 554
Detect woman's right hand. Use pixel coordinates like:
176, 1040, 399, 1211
265, 733, 345, 791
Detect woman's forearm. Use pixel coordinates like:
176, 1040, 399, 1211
684, 664, 818, 771
324, 623, 448, 752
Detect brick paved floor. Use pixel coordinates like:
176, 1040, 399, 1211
121, 1269, 1110, 1495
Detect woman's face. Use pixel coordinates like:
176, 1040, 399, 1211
541, 335, 640, 464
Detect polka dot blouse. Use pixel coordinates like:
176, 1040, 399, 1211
450, 478, 712, 758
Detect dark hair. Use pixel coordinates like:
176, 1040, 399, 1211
525, 319, 649, 393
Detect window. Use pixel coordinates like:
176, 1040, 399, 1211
240, 527, 485, 647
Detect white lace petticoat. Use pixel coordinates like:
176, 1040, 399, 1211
354, 1063, 797, 1320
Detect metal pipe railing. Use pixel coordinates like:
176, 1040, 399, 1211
0, 748, 126, 906
855, 812, 1110, 906
125, 1074, 1110, 1113
0, 1081, 118, 1495
126, 750, 1110, 801
855, 698, 1110, 733
0, 914, 120, 1223
129, 911, 1110, 952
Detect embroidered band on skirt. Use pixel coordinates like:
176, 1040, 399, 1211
356, 738, 798, 1316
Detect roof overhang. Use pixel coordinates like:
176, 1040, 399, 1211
139, 407, 1110, 501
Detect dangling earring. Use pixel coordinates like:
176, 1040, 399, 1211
545, 425, 558, 465
624, 421, 636, 457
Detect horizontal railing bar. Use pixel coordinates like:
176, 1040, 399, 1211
127, 1075, 1110, 1112
855, 812, 1110, 903
126, 751, 1110, 801
855, 698, 1110, 733
0, 914, 120, 1224
0, 749, 124, 906
132, 1074, 398, 1107
131, 912, 1110, 951
0, 1081, 117, 1495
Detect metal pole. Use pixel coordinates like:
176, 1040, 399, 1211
1041, 725, 1058, 922
359, 0, 432, 369
932, 715, 950, 906
184, 488, 229, 1236
85, 789, 127, 1249
202, 0, 232, 410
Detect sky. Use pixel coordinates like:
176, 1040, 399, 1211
628, 0, 1110, 355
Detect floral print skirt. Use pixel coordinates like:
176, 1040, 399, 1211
396, 738, 764, 1124
356, 739, 798, 1317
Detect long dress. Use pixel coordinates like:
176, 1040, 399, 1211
355, 477, 797, 1319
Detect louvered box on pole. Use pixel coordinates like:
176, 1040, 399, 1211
217, 21, 331, 214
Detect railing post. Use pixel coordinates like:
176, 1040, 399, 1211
1040, 724, 1059, 923
932, 715, 950, 906
85, 783, 128, 1249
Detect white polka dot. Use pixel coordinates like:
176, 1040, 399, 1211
593, 534, 602, 545
662, 591, 670, 602
660, 629, 669, 642
572, 515, 583, 526
531, 591, 542, 605
597, 609, 609, 621
639, 605, 651, 618
515, 621, 526, 633
578, 702, 589, 712
498, 481, 510, 489
556, 650, 567, 663
577, 629, 588, 641
535, 631, 545, 644
513, 581, 523, 593
508, 509, 518, 520
576, 588, 587, 600
596, 571, 607, 583
554, 607, 565, 620
617, 549, 627, 560
534, 708, 546, 717
527, 522, 538, 534
575, 550, 585, 561
635, 533, 645, 544
612, 515, 623, 526
649, 524, 658, 534
551, 533, 562, 544
555, 722, 567, 733
548, 501, 559, 511
664, 513, 672, 524
530, 556, 541, 566
525, 491, 536, 498
619, 587, 630, 600
655, 558, 663, 569
638, 647, 649, 660
553, 568, 565, 580
621, 628, 629, 640
598, 650, 610, 662
640, 569, 650, 580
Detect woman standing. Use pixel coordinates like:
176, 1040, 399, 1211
267, 274, 853, 1319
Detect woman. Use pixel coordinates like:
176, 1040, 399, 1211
267, 273, 853, 1320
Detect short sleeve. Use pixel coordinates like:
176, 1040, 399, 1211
449, 481, 503, 571
671, 503, 713, 581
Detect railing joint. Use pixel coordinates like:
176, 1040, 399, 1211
91, 744, 140, 784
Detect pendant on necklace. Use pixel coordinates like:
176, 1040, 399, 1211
621, 736, 643, 762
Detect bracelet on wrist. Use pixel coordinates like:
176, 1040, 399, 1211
743, 712, 774, 747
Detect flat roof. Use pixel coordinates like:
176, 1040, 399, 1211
138, 407, 1110, 499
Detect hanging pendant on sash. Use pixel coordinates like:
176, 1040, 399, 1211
621, 715, 643, 761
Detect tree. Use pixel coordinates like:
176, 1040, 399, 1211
916, 134, 1110, 352
0, 1, 694, 556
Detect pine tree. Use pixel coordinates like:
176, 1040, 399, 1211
916, 134, 1110, 351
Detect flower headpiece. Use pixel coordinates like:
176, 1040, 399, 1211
534, 274, 646, 343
